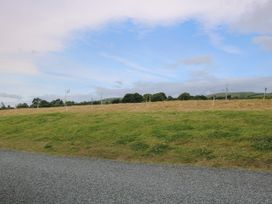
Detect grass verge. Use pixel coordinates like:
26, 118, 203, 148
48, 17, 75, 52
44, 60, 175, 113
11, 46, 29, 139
0, 103, 271, 171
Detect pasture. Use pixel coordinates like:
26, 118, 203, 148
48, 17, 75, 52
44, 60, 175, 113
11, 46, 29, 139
0, 100, 271, 171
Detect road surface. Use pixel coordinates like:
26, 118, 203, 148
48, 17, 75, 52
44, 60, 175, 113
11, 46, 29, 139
0, 150, 271, 203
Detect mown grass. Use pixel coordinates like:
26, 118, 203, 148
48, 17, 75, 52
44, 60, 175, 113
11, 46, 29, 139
0, 103, 272, 171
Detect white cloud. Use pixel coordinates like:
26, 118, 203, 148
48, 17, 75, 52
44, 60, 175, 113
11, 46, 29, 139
0, 58, 38, 75
253, 36, 272, 51
234, 0, 272, 34
1, 0, 271, 56
183, 55, 213, 65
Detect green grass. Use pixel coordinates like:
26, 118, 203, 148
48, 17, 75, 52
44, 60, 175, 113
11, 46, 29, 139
0, 110, 272, 171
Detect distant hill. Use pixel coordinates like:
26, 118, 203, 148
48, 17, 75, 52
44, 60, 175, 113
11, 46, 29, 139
207, 92, 272, 99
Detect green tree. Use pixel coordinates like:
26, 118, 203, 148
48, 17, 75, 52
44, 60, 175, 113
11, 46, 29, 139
112, 98, 121, 104
167, 96, 175, 101
122, 93, 144, 103
143, 94, 152, 102
39, 100, 50, 107
0, 102, 6, 110
193, 95, 208, 100
65, 101, 75, 106
151, 92, 167, 102
50, 99, 64, 107
178, 92, 191, 100
31, 98, 50, 108
31, 98, 42, 108
16, 103, 29, 108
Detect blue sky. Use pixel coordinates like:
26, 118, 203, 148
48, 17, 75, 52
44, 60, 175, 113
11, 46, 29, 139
1, 0, 272, 105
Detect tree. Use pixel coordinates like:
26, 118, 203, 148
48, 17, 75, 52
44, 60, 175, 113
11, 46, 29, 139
143, 94, 152, 102
31, 98, 50, 108
50, 99, 64, 107
193, 95, 208, 100
65, 101, 75, 106
16, 103, 29, 108
112, 98, 121, 104
151, 92, 167, 102
122, 93, 144, 103
167, 96, 175, 101
178, 92, 191, 100
39, 100, 51, 107
31, 98, 42, 108
0, 102, 6, 110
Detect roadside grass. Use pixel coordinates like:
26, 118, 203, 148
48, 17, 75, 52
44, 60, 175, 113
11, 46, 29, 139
0, 102, 272, 171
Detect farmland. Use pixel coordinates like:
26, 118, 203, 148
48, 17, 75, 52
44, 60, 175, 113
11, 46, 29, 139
0, 100, 272, 171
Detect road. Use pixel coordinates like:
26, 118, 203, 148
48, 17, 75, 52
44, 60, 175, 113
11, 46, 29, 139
0, 150, 271, 204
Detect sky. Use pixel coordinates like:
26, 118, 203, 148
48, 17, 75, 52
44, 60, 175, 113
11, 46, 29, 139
1, 0, 272, 105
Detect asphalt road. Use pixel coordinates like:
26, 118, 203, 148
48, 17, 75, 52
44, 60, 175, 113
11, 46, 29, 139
0, 150, 271, 204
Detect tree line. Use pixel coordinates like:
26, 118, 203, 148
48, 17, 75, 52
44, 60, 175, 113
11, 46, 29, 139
6, 92, 207, 109
121, 92, 208, 103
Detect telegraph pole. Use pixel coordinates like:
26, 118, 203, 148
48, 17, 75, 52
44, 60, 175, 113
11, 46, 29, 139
65, 89, 70, 110
225, 84, 229, 100
264, 88, 267, 100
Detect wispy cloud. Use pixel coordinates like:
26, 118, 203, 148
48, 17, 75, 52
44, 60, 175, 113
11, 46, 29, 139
253, 35, 272, 51
183, 55, 213, 65
100, 53, 175, 80
0, 92, 22, 100
166, 55, 213, 70
207, 31, 242, 54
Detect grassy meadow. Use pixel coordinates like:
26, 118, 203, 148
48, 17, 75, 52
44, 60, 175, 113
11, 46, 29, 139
0, 100, 272, 171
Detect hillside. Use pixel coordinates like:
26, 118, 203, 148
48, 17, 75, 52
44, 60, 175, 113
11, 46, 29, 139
208, 92, 272, 99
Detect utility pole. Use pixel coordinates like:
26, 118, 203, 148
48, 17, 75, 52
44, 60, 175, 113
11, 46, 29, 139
264, 88, 267, 100
37, 99, 41, 108
212, 95, 215, 106
91, 96, 94, 109
225, 84, 229, 100
65, 89, 70, 110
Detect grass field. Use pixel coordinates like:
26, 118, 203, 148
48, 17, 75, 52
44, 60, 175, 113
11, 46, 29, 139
0, 100, 272, 171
